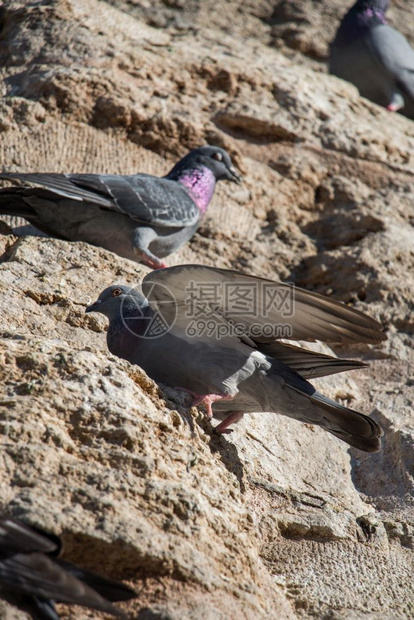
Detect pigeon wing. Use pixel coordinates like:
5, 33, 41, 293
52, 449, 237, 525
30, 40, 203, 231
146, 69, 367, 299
0, 173, 113, 207
56, 559, 137, 602
0, 520, 133, 617
142, 265, 386, 345
0, 520, 58, 557
97, 174, 201, 227
0, 553, 126, 616
0, 173, 200, 228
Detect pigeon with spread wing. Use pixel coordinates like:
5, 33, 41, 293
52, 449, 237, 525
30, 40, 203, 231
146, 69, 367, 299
86, 265, 385, 452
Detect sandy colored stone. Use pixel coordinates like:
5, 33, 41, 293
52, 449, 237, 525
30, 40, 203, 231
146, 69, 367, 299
0, 0, 413, 618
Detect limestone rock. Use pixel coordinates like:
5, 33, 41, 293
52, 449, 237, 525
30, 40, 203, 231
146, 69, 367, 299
0, 1, 412, 618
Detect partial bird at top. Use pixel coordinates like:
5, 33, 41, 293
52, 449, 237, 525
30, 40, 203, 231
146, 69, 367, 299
0, 145, 241, 269
329, 0, 414, 119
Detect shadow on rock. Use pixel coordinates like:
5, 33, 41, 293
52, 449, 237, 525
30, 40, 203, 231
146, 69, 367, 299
208, 432, 246, 493
350, 409, 414, 512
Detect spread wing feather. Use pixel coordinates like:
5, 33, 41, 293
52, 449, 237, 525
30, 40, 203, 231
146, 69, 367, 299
143, 265, 386, 345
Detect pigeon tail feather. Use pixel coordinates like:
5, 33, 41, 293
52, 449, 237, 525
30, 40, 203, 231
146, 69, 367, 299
309, 391, 383, 452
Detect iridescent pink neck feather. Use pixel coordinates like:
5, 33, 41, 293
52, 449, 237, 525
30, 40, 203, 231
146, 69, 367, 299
176, 166, 216, 215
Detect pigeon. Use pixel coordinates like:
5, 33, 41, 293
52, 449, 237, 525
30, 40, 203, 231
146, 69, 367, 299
0, 146, 241, 269
329, 0, 414, 118
0, 517, 137, 619
86, 265, 386, 452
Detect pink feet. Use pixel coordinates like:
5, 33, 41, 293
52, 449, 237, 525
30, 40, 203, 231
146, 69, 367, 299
178, 388, 234, 419
177, 388, 244, 434
214, 411, 245, 435
192, 393, 234, 419
387, 94, 404, 112
387, 103, 399, 112
144, 257, 168, 270
141, 251, 168, 270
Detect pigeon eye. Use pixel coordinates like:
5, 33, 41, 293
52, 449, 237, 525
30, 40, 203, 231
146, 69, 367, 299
112, 288, 123, 297
212, 152, 223, 162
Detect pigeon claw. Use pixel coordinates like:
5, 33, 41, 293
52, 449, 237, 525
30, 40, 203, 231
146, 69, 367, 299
143, 256, 168, 269
387, 103, 399, 112
192, 393, 234, 419
155, 261, 168, 270
214, 411, 245, 434
140, 252, 168, 270
177, 389, 234, 419
387, 93, 404, 112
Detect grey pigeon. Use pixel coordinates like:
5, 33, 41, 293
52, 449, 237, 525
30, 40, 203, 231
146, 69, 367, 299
329, 0, 414, 118
86, 265, 386, 452
0, 146, 241, 269
0, 518, 137, 619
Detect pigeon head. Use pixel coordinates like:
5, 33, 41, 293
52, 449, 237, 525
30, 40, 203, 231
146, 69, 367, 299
354, 0, 389, 14
333, 0, 388, 44
166, 146, 241, 214
167, 146, 241, 185
190, 145, 242, 184
86, 285, 148, 320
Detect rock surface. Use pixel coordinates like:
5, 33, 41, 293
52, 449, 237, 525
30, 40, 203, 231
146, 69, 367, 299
0, 0, 413, 618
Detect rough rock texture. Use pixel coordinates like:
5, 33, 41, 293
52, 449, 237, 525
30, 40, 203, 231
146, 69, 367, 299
0, 0, 413, 618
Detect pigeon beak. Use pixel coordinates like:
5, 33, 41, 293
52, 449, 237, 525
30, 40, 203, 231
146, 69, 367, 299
228, 166, 242, 184
85, 299, 102, 313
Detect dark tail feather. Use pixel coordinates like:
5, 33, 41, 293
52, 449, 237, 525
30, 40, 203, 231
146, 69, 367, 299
311, 392, 383, 452
25, 596, 60, 620
57, 560, 137, 602
0, 188, 36, 219
0, 190, 58, 237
